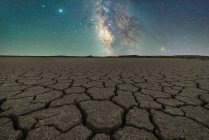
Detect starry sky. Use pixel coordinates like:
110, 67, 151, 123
0, 0, 209, 56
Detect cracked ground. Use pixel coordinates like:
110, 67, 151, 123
0, 57, 209, 140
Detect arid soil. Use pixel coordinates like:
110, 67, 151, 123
0, 57, 209, 140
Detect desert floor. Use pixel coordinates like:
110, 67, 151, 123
0, 57, 209, 140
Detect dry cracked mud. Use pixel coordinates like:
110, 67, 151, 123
0, 57, 209, 140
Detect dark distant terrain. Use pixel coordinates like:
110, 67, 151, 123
0, 57, 209, 140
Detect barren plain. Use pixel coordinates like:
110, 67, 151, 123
0, 57, 209, 140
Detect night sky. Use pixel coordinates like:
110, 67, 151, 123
0, 0, 209, 56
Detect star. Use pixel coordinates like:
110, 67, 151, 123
58, 8, 63, 13
42, 5, 45, 8
160, 46, 167, 53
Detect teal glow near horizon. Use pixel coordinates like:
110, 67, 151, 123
0, 0, 209, 56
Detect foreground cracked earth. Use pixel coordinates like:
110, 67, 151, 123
0, 57, 209, 140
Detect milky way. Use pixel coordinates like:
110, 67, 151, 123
93, 0, 141, 55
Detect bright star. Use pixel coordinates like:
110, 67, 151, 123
58, 8, 63, 13
160, 46, 167, 53
42, 5, 45, 8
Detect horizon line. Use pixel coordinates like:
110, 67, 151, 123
0, 55, 209, 58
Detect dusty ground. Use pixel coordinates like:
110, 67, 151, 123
0, 57, 209, 140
